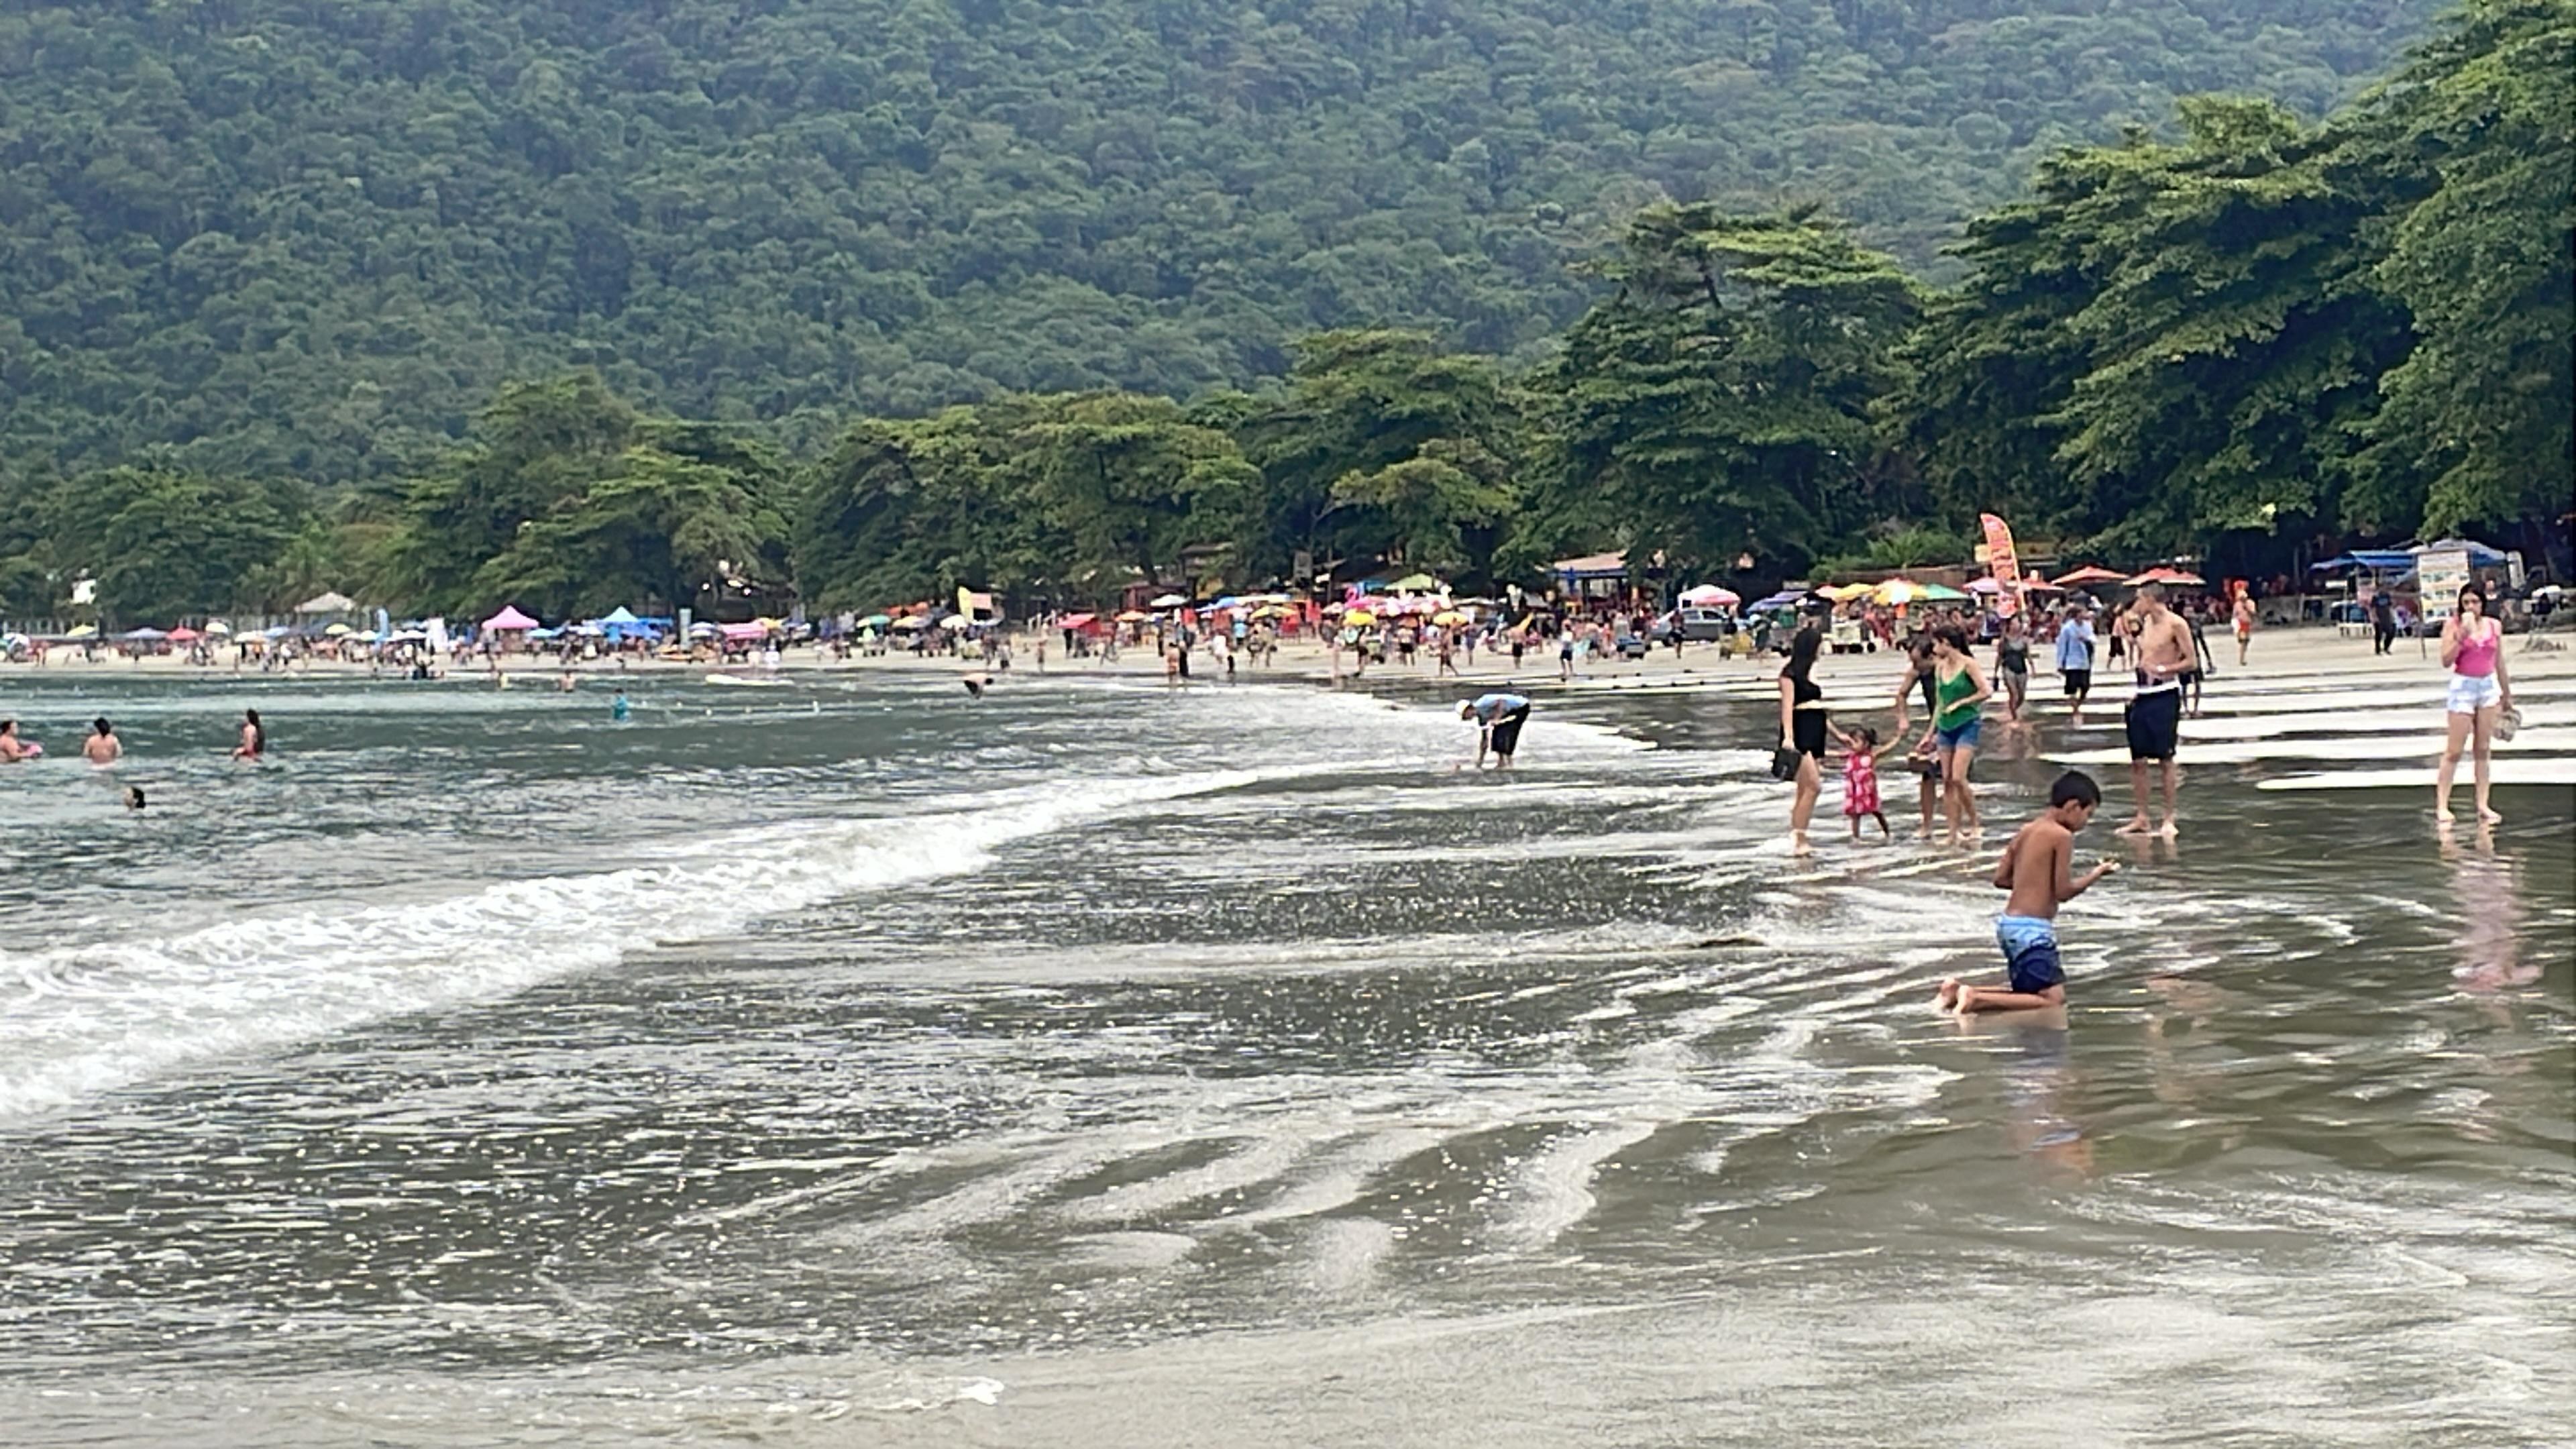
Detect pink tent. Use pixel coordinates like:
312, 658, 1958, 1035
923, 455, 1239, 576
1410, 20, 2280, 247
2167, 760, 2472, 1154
167, 625, 203, 643
1679, 584, 1741, 607
718, 622, 769, 641
482, 604, 539, 631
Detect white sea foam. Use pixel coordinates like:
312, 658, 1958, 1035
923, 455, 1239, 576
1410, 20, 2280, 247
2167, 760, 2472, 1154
0, 769, 1258, 1123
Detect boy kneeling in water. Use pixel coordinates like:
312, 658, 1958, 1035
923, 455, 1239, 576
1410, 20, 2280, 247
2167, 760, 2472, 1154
1938, 770, 2118, 1015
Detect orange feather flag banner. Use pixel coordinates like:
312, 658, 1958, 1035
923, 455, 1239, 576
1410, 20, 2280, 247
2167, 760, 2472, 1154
1980, 513, 2022, 617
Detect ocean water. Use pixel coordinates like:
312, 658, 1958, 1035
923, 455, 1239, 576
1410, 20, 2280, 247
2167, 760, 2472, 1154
0, 655, 2569, 1446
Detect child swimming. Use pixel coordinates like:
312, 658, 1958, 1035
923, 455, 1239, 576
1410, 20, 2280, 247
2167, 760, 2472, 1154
1937, 770, 2119, 1015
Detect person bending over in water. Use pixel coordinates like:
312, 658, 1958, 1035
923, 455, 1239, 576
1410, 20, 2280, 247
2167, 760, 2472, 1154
83, 717, 122, 765
231, 709, 266, 759
1460, 692, 1532, 770
0, 718, 34, 761
1939, 770, 2118, 1016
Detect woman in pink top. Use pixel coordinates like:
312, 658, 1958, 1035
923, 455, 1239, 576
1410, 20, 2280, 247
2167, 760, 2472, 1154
2434, 586, 2513, 825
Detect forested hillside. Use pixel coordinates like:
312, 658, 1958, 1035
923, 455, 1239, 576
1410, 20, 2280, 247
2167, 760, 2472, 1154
0, 0, 2434, 480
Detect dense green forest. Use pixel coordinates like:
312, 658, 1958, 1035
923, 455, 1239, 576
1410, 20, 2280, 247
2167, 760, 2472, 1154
1, 0, 2437, 480
1, 1, 2567, 627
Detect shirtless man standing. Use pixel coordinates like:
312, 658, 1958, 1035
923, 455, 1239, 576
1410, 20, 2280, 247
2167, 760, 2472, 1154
81, 717, 122, 764
2121, 583, 2195, 836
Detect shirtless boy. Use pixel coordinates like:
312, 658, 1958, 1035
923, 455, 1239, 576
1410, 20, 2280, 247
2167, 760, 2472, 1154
1938, 770, 2118, 1015
2121, 583, 2195, 836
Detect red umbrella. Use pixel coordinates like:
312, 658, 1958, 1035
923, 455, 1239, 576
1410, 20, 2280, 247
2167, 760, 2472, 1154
2052, 565, 2124, 586
2125, 567, 2206, 588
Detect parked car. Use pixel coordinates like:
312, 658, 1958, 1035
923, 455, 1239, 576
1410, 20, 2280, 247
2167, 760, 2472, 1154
1649, 606, 1731, 644
1611, 630, 1652, 659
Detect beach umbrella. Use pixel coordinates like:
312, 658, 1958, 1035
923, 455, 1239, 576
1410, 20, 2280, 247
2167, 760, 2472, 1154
1389, 572, 1440, 592
858, 613, 892, 629
1820, 583, 1874, 602
688, 621, 721, 636
1148, 593, 1189, 608
203, 619, 232, 635
294, 590, 356, 615
482, 604, 539, 631
1113, 609, 1151, 623
2053, 565, 2123, 586
890, 616, 929, 631
167, 625, 203, 642
322, 621, 353, 636
119, 626, 170, 641
597, 606, 641, 625
1432, 609, 1470, 626
2125, 566, 2206, 587
1870, 578, 1924, 606
1919, 583, 1972, 602
1344, 608, 1379, 625
1678, 584, 1741, 607
1966, 577, 2002, 594
2019, 574, 2062, 592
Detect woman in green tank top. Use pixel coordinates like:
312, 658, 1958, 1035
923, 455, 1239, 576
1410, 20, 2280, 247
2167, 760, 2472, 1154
1929, 625, 1992, 847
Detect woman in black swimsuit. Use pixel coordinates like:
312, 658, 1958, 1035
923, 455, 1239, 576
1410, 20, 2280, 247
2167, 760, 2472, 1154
1994, 618, 2031, 722
1778, 625, 1829, 857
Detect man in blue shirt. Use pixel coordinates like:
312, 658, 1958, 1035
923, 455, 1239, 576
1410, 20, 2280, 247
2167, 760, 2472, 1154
1459, 692, 1533, 769
2053, 606, 2096, 727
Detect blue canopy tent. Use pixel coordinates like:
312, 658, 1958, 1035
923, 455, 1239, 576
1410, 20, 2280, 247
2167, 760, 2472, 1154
2313, 539, 2507, 572
2310, 549, 2418, 574
1747, 590, 1811, 612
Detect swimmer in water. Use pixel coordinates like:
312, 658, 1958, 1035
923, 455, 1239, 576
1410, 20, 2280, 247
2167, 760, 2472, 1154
1939, 770, 2119, 1016
125, 785, 146, 810
0, 718, 32, 761
82, 717, 122, 765
611, 690, 631, 721
231, 708, 266, 759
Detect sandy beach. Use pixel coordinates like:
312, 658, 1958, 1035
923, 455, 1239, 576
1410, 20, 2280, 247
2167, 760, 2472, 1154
18, 619, 2576, 703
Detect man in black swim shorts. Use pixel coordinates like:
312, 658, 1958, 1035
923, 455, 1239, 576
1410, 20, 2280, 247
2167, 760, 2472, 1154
2119, 584, 2193, 837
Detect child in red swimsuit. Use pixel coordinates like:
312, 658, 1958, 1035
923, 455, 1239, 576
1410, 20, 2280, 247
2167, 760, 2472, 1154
1835, 724, 1893, 841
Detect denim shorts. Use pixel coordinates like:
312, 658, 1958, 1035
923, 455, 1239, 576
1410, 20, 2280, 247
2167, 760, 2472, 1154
1935, 716, 1982, 751
2446, 672, 2502, 714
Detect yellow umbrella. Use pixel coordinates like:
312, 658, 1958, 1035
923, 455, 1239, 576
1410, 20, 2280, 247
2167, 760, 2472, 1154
1821, 583, 1872, 602
323, 622, 352, 636
65, 624, 97, 639
1344, 608, 1377, 625
1431, 609, 1469, 626
1870, 578, 1923, 606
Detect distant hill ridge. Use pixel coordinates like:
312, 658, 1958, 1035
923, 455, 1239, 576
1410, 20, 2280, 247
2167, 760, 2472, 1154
0, 0, 2432, 480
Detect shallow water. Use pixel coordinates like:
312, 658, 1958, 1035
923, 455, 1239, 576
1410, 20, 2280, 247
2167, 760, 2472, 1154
1, 652, 2569, 1446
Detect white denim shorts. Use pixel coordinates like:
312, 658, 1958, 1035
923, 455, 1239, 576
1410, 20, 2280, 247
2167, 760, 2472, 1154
2446, 672, 2502, 714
